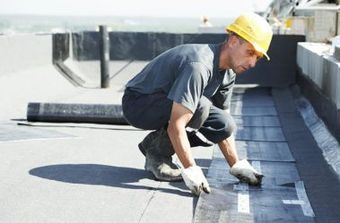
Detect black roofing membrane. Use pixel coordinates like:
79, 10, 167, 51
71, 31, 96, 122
233, 116, 281, 127
193, 86, 340, 223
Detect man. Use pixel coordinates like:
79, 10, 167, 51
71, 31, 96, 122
122, 12, 273, 196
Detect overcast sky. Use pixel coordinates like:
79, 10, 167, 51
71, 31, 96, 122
0, 0, 272, 17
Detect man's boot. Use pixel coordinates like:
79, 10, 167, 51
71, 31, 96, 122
138, 128, 182, 181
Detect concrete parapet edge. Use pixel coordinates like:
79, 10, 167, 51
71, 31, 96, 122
297, 42, 340, 109
296, 72, 340, 142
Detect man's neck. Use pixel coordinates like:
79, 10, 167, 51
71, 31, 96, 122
219, 44, 231, 70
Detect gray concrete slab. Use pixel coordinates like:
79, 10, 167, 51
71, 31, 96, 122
0, 64, 82, 121
0, 122, 76, 142
0, 124, 212, 223
0, 61, 213, 223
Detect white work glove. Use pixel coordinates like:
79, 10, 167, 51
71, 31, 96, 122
181, 166, 211, 196
229, 159, 263, 186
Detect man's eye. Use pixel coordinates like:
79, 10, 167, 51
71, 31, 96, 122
247, 50, 254, 56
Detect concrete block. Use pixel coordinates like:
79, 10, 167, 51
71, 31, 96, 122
297, 43, 307, 74
310, 50, 325, 88
296, 42, 340, 109
289, 16, 312, 36
308, 10, 337, 42
337, 11, 340, 35
333, 45, 340, 61
296, 42, 330, 89
323, 55, 340, 109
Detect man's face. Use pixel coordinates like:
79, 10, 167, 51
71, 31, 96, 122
229, 35, 263, 74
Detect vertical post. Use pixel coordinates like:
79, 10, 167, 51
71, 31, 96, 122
99, 25, 110, 88
336, 11, 339, 36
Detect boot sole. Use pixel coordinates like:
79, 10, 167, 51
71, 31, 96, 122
145, 162, 183, 182
153, 175, 183, 182
149, 171, 183, 182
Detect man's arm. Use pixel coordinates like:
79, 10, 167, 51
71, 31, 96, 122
218, 134, 239, 167
167, 102, 195, 168
167, 101, 210, 195
219, 111, 263, 186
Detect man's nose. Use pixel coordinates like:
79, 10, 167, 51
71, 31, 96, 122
249, 56, 257, 68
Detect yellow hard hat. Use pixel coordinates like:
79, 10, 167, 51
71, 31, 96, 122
226, 12, 273, 60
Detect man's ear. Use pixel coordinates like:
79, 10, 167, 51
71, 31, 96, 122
228, 35, 239, 48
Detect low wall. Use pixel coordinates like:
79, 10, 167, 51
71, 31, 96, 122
297, 42, 340, 141
53, 32, 305, 88
0, 32, 305, 88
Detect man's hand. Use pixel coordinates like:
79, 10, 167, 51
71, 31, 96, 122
182, 166, 211, 196
230, 159, 263, 186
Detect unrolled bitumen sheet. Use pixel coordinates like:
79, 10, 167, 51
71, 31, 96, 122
194, 87, 315, 223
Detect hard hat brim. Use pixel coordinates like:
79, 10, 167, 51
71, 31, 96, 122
252, 42, 270, 61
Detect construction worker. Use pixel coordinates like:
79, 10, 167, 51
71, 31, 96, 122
122, 12, 273, 196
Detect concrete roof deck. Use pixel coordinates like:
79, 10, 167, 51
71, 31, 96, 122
1, 60, 340, 223
0, 61, 211, 223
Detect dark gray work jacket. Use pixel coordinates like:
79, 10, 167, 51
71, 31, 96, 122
126, 43, 236, 113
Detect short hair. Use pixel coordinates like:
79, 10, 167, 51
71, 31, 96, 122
229, 32, 245, 44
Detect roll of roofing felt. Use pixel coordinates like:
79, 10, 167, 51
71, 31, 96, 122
27, 103, 128, 125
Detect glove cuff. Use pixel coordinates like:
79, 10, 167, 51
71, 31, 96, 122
182, 165, 200, 173
230, 159, 259, 174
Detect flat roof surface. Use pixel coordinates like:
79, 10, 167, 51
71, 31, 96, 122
1, 61, 340, 223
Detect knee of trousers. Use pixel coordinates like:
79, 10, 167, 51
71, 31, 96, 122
207, 114, 237, 144
187, 97, 212, 130
218, 115, 237, 141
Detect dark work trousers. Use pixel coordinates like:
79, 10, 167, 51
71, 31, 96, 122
122, 89, 236, 147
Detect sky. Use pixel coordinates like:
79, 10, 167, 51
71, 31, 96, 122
0, 0, 272, 18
